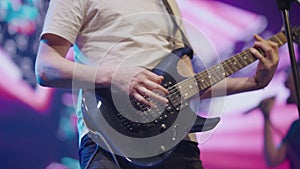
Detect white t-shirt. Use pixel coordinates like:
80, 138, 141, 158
42, 0, 187, 141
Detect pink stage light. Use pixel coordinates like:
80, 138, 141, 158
178, 0, 268, 55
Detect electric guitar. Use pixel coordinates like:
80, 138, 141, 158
81, 26, 300, 167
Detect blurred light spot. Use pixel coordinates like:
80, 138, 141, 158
4, 39, 17, 57
15, 34, 29, 51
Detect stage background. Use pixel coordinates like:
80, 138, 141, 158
0, 0, 299, 169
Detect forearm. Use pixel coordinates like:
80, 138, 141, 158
200, 76, 260, 99
35, 42, 112, 89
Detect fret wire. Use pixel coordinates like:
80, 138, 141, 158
182, 78, 199, 99
225, 56, 242, 73
230, 55, 244, 70
238, 51, 250, 66
222, 58, 239, 76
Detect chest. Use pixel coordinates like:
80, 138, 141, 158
83, 0, 175, 33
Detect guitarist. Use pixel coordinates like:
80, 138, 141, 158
35, 0, 279, 169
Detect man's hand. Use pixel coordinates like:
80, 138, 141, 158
108, 66, 169, 108
250, 34, 279, 88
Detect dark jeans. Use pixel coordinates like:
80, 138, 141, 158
79, 135, 204, 169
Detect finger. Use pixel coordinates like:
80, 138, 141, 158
144, 79, 169, 95
132, 92, 152, 108
137, 86, 168, 104
254, 34, 279, 48
268, 40, 279, 48
143, 71, 169, 94
256, 43, 279, 67
144, 82, 169, 105
143, 70, 164, 83
139, 72, 169, 95
253, 34, 264, 41
254, 34, 267, 42
147, 90, 169, 105
250, 47, 265, 62
253, 35, 279, 58
133, 90, 161, 109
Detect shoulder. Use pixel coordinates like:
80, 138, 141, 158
42, 0, 86, 44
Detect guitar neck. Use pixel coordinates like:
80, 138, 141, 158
175, 31, 287, 100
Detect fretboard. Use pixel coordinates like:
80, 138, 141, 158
174, 31, 287, 102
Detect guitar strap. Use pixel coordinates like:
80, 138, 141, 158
162, 0, 194, 57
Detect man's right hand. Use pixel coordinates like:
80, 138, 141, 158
106, 66, 169, 108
